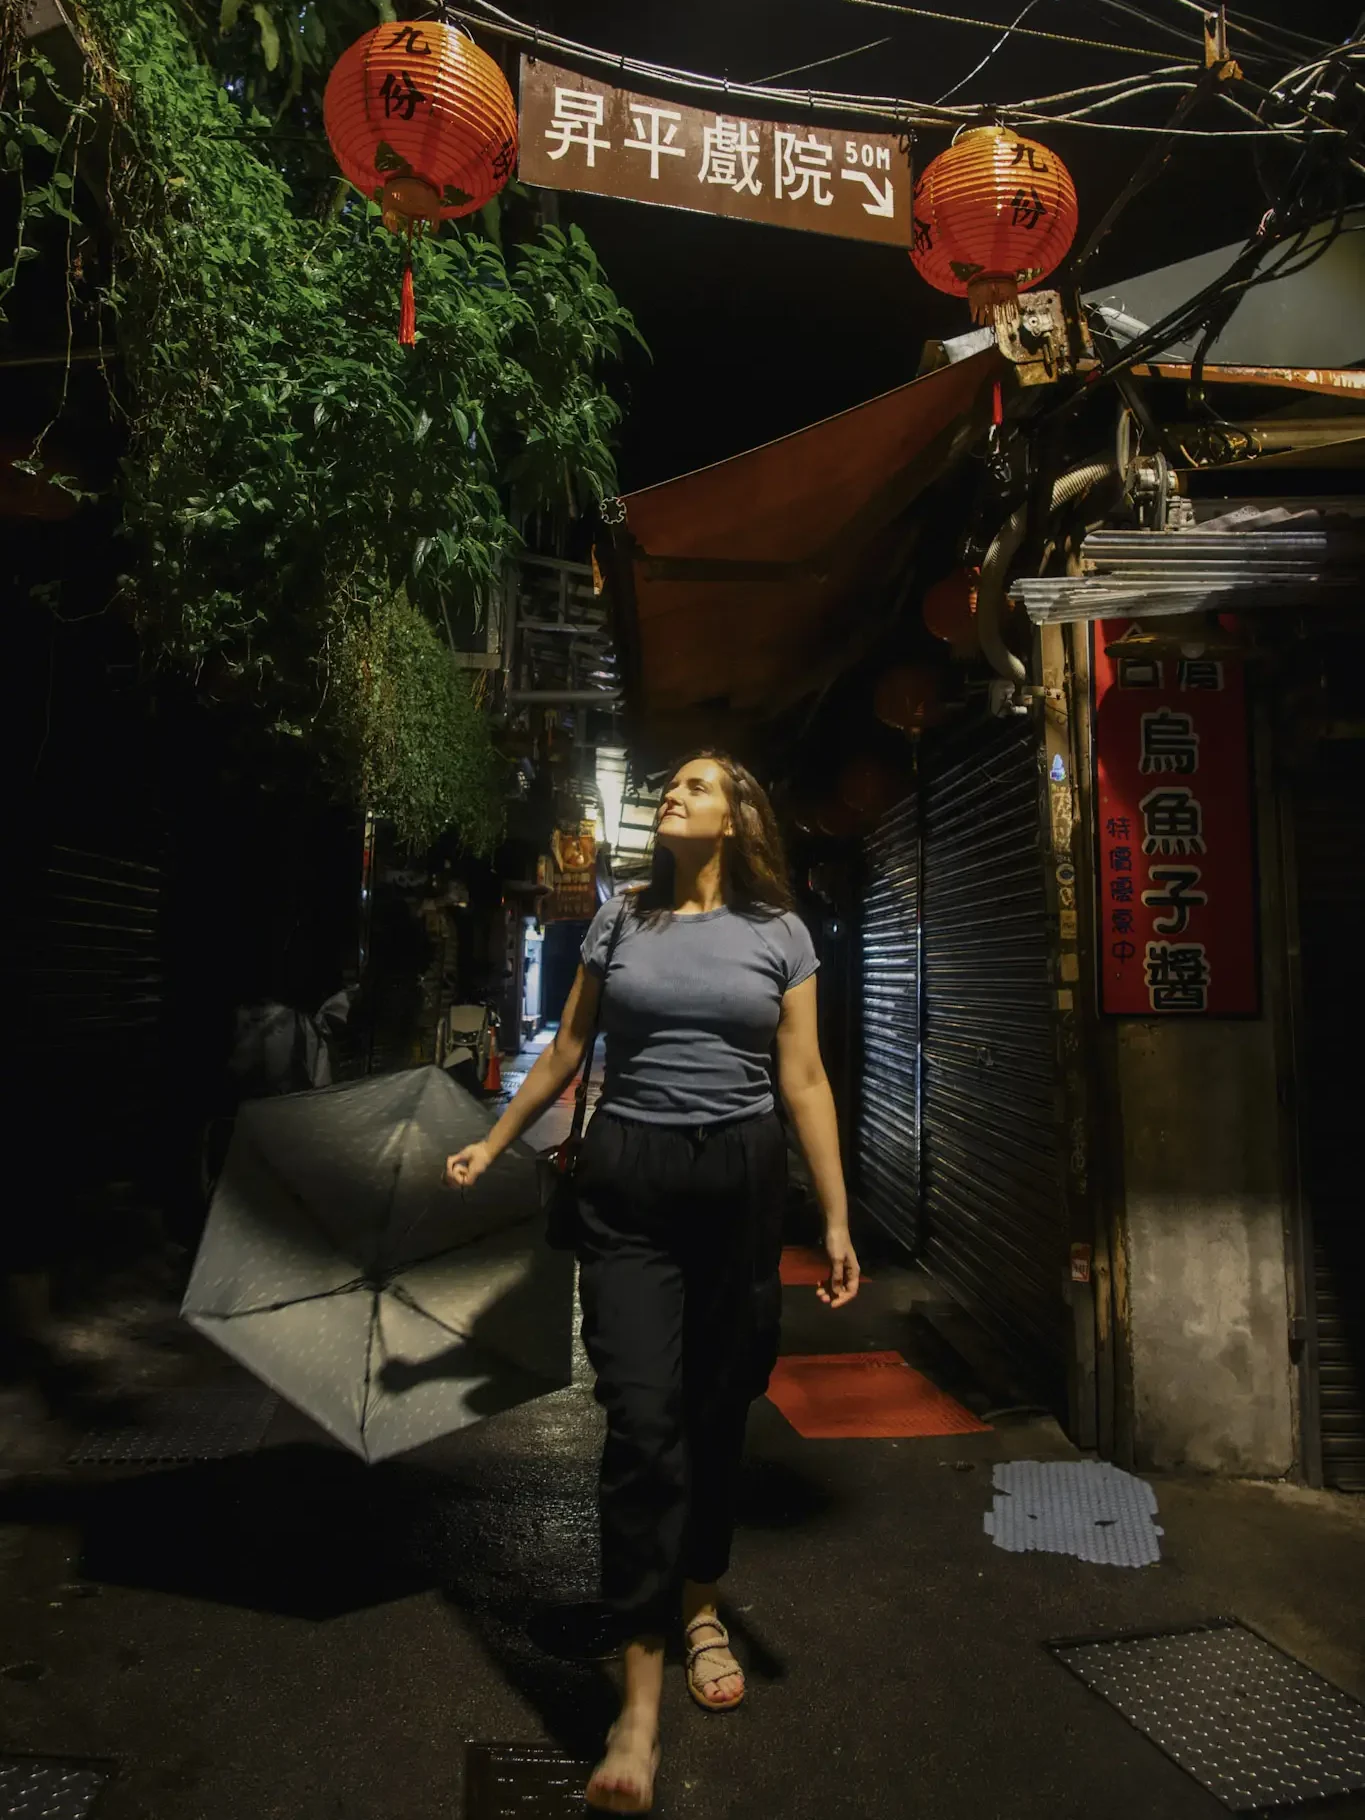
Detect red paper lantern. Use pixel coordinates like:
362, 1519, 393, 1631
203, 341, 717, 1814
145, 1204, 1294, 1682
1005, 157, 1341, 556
839, 757, 900, 819
923, 567, 979, 654
873, 665, 942, 736
815, 796, 864, 841
910, 124, 1077, 326
323, 22, 518, 343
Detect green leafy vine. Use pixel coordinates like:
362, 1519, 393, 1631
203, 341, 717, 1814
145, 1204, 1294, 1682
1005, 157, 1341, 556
4, 0, 643, 852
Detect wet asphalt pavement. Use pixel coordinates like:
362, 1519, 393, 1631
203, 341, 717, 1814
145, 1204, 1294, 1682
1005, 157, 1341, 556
1, 1239, 1364, 1820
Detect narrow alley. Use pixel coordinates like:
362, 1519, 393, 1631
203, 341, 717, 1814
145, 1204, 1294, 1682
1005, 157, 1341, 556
7, 0, 1365, 1816
1, 1186, 1362, 1818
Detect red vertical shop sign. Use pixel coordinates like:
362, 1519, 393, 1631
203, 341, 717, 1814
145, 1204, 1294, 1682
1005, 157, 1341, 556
1092, 621, 1258, 1015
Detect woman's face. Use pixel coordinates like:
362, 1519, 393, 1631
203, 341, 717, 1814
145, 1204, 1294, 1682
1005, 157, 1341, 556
655, 758, 734, 850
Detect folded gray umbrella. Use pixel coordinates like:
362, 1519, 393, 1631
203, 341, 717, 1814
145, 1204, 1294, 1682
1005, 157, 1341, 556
182, 1067, 573, 1462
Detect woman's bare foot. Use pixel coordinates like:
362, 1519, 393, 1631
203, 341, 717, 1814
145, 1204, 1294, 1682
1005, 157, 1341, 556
585, 1710, 661, 1814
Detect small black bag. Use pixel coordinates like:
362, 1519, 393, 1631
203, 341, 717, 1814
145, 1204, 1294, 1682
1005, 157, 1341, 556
539, 900, 628, 1251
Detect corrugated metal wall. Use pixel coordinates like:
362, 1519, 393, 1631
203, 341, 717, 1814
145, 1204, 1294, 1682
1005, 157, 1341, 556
17, 831, 168, 1259
1293, 742, 1365, 1493
857, 717, 1068, 1379
919, 720, 1068, 1373
858, 793, 922, 1254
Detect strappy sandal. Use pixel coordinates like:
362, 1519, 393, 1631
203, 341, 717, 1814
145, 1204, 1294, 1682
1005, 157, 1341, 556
684, 1614, 746, 1712
585, 1721, 661, 1815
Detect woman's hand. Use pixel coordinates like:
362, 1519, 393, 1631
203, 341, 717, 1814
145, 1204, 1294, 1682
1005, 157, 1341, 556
444, 1141, 493, 1190
817, 1226, 860, 1309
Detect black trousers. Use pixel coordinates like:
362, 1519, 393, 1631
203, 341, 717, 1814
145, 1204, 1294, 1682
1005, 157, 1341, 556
574, 1109, 787, 1638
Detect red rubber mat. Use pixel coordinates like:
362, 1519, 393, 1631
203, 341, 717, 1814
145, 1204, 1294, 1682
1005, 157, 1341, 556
779, 1244, 871, 1286
765, 1350, 991, 1438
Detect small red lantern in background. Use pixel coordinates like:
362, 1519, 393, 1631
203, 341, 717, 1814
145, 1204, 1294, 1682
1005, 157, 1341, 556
838, 756, 901, 820
923, 567, 979, 657
910, 124, 1077, 330
323, 22, 518, 344
873, 665, 943, 737
815, 796, 864, 841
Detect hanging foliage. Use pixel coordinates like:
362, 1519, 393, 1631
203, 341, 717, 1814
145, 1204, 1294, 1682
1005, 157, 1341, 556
325, 589, 506, 854
2, 0, 644, 854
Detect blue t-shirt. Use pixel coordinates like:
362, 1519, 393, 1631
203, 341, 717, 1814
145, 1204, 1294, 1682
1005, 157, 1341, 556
580, 898, 818, 1126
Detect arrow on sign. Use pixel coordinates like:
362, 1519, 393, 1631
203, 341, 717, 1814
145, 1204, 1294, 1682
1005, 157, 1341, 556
840, 169, 895, 217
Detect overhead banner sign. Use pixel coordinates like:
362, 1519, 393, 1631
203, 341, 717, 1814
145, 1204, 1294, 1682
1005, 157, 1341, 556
518, 57, 912, 247
1092, 622, 1258, 1016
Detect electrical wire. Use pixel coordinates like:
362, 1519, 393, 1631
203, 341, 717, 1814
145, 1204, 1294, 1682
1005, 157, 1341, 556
1011, 65, 1194, 106
1092, 0, 1272, 63
1217, 84, 1329, 139
1009, 110, 1342, 135
1073, 77, 1210, 272
1183, 214, 1352, 401
756, 37, 893, 84
453, 0, 1363, 400
1027, 55, 1357, 135
1159, 0, 1338, 57
1275, 42, 1365, 95
1025, 80, 1200, 120
1216, 50, 1365, 153
450, 0, 1361, 142
1068, 157, 1361, 416
841, 0, 1179, 62
934, 0, 1040, 103
449, 0, 963, 125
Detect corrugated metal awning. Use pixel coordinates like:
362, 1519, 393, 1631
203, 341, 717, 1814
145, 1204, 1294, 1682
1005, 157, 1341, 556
1020, 504, 1365, 627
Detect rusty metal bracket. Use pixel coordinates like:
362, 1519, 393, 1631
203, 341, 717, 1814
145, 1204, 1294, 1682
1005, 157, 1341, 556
1203, 5, 1243, 80
995, 290, 1093, 387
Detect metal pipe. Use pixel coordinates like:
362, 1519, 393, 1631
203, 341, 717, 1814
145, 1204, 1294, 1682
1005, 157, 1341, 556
506, 688, 622, 704
517, 618, 612, 635
976, 462, 1120, 685
501, 563, 518, 702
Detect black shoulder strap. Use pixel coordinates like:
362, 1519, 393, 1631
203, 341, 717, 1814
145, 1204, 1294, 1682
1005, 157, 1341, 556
570, 897, 629, 1141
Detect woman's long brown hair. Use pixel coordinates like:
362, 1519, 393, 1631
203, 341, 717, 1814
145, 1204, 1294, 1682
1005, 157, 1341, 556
633, 750, 795, 923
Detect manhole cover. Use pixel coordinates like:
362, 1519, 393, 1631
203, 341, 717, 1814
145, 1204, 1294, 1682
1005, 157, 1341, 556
67, 1388, 277, 1465
1049, 1618, 1365, 1812
465, 1744, 593, 1818
0, 1756, 114, 1819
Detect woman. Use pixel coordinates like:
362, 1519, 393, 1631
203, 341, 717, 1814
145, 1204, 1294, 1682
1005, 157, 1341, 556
445, 752, 859, 1815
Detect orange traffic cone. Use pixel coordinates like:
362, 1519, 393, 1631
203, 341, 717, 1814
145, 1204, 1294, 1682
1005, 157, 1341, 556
482, 1030, 501, 1095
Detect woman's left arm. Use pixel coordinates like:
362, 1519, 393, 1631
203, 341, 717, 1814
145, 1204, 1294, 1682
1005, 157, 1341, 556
775, 976, 860, 1308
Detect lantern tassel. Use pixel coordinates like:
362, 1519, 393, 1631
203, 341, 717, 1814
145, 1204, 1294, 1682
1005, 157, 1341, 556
967, 273, 1021, 336
398, 260, 416, 347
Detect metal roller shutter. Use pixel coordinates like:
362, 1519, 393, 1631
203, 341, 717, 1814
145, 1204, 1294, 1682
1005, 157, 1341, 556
22, 838, 166, 1193
1294, 745, 1365, 1493
919, 719, 1068, 1374
857, 794, 922, 1254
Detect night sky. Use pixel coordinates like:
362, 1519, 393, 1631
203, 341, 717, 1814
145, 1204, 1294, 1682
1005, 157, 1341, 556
504, 0, 1362, 492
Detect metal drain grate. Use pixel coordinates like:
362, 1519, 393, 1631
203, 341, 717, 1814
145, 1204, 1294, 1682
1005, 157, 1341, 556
1050, 1619, 1365, 1812
67, 1388, 278, 1465
464, 1744, 593, 1818
0, 1756, 113, 1819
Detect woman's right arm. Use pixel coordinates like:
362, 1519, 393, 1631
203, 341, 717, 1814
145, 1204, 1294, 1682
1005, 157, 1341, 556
444, 964, 601, 1188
